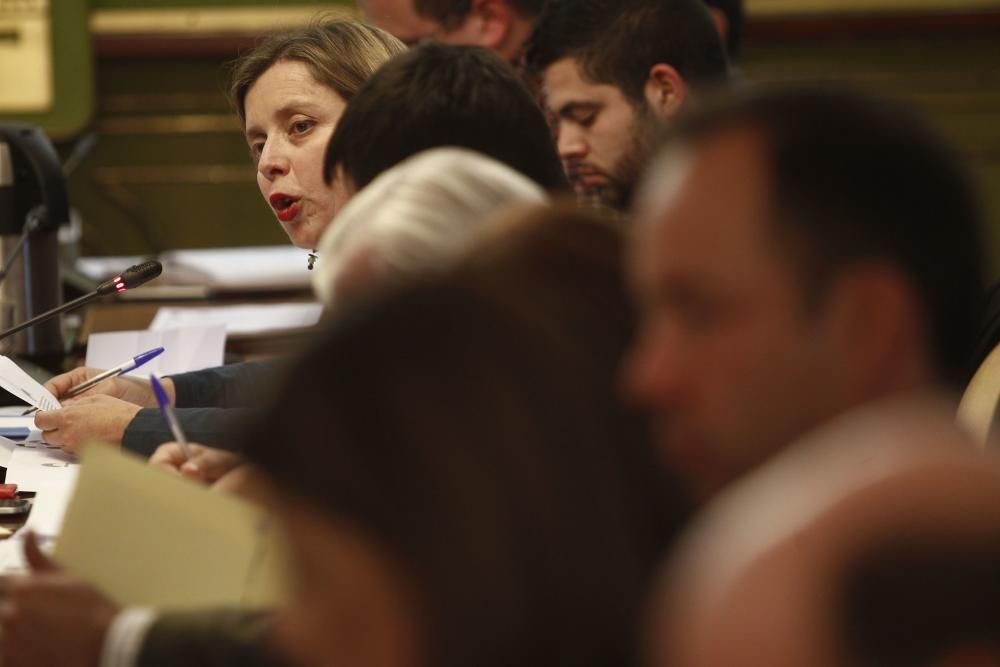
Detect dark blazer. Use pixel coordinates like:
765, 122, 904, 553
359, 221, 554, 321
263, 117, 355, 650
122, 360, 282, 457
137, 609, 290, 667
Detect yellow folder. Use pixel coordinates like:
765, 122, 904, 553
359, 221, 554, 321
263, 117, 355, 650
54, 444, 287, 611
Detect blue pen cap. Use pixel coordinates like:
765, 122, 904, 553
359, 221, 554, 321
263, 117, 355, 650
149, 373, 171, 407
134, 347, 165, 366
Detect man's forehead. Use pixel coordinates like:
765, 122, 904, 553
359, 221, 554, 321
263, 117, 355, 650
543, 57, 624, 104
629, 131, 779, 284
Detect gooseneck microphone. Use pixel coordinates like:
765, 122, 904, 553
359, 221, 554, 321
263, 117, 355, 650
0, 260, 162, 343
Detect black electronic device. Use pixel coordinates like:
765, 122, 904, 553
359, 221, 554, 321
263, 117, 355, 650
0, 123, 70, 362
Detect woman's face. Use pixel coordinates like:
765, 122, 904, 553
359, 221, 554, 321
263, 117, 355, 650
245, 59, 348, 249
275, 500, 423, 667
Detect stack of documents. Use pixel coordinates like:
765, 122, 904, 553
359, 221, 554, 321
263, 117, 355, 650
77, 246, 313, 293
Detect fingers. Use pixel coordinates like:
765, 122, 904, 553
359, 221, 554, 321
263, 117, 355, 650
23, 533, 58, 573
43, 367, 99, 399
33, 396, 138, 452
182, 448, 243, 484
148, 442, 191, 475
32, 408, 62, 432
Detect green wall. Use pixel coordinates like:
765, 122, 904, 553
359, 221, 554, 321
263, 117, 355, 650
741, 32, 1000, 272
7, 4, 1000, 268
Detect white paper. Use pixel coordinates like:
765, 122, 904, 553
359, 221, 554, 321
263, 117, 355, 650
23, 473, 79, 537
85, 326, 226, 377
75, 255, 146, 282
158, 246, 312, 290
0, 356, 60, 411
4, 441, 78, 492
150, 303, 323, 338
0, 407, 45, 442
0, 435, 16, 467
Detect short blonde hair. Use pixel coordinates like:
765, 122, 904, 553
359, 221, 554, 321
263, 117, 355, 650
228, 18, 405, 128
313, 147, 549, 308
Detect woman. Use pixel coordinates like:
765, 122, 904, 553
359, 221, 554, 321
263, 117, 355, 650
244, 207, 691, 667
232, 17, 404, 252
35, 19, 406, 455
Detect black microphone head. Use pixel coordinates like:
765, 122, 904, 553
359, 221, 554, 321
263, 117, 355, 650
96, 260, 163, 295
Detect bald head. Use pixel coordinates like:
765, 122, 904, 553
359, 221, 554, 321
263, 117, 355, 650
652, 398, 1000, 667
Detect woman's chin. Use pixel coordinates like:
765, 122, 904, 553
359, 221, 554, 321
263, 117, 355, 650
282, 226, 318, 251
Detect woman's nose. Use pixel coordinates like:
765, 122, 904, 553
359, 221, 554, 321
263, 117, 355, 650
258, 141, 291, 180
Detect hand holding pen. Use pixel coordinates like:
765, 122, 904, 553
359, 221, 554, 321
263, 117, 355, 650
150, 373, 191, 461
24, 347, 165, 416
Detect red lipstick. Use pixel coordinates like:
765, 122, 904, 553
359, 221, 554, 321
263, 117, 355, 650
269, 193, 301, 222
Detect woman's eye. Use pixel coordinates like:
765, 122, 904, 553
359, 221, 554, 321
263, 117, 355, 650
291, 119, 315, 134
249, 142, 264, 161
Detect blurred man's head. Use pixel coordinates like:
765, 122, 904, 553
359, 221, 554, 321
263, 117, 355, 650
527, 0, 728, 209
651, 405, 1000, 667
359, 0, 545, 60
624, 85, 986, 496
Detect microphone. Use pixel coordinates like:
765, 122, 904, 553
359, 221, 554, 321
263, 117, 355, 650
95, 260, 162, 296
0, 260, 162, 344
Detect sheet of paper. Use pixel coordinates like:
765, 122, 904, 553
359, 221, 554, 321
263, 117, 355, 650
25, 476, 78, 536
0, 414, 42, 435
0, 406, 45, 443
0, 356, 60, 411
0, 435, 16, 467
85, 326, 226, 377
75, 255, 146, 282
150, 303, 323, 338
4, 441, 79, 492
56, 445, 287, 610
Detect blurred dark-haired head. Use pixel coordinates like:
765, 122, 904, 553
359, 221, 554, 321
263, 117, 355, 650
246, 207, 689, 667
626, 83, 986, 495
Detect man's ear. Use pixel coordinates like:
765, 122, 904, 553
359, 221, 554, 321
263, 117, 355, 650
821, 264, 930, 398
455, 0, 512, 51
707, 7, 730, 46
644, 64, 688, 120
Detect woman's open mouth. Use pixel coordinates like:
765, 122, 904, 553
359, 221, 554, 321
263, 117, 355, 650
269, 193, 301, 223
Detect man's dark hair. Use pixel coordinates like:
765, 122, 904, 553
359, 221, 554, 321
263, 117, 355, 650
414, 0, 546, 29
526, 0, 729, 106
703, 0, 745, 57
324, 42, 567, 192
839, 536, 1000, 667
656, 84, 987, 388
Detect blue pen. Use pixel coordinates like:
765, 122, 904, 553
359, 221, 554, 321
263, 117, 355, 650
150, 373, 191, 461
23, 347, 165, 415
65, 347, 165, 399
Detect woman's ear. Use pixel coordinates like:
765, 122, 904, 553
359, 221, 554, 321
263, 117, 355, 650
644, 64, 688, 120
